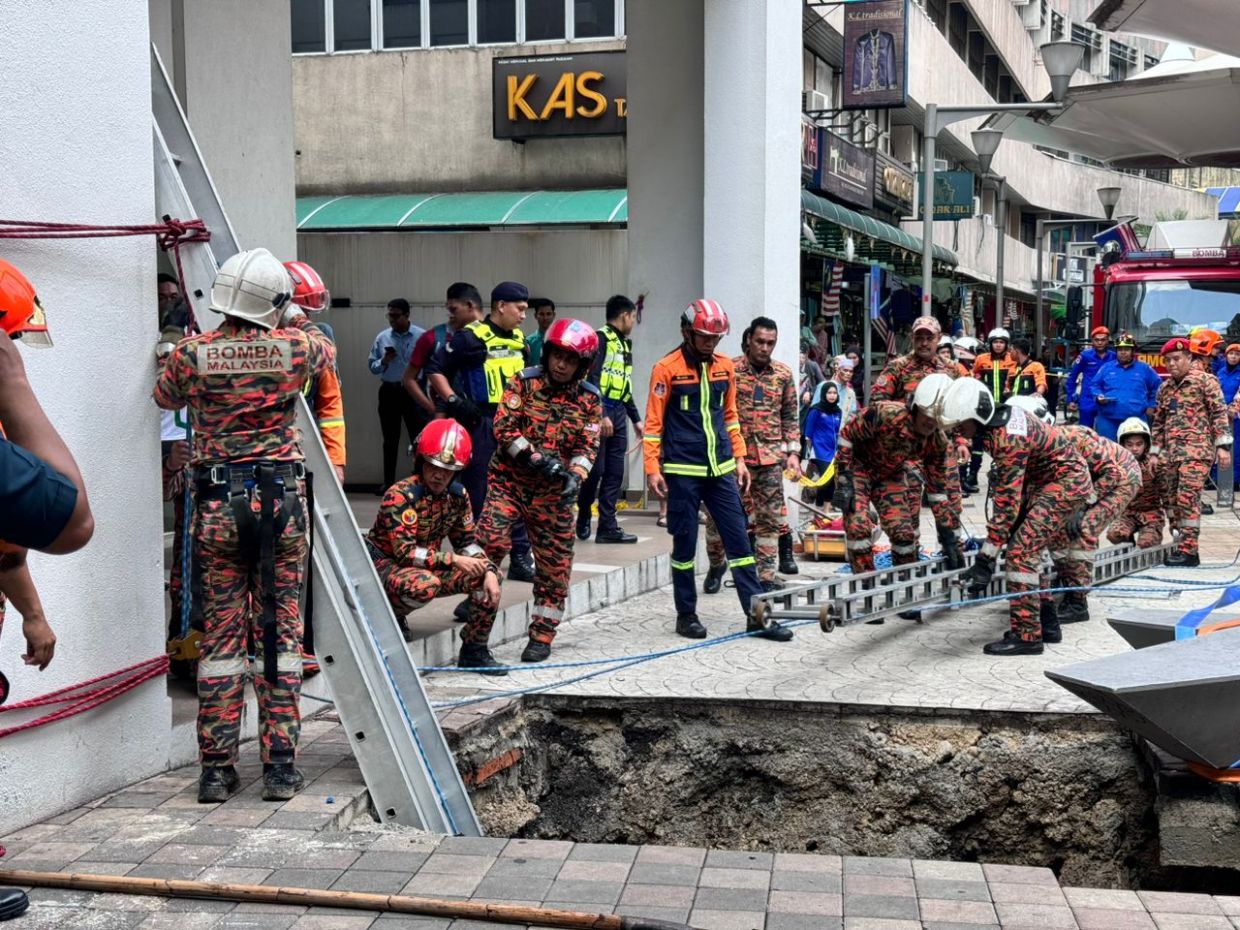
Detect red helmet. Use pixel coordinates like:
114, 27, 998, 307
284, 260, 329, 312
544, 318, 600, 361
0, 260, 52, 347
683, 299, 730, 336
415, 419, 472, 472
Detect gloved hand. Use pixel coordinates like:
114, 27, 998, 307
445, 395, 482, 431
831, 475, 854, 514
937, 526, 965, 571
561, 471, 582, 501
966, 552, 995, 596
535, 454, 568, 483
1066, 508, 1085, 541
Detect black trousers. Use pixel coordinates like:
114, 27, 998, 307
378, 381, 426, 489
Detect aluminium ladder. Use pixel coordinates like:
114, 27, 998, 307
151, 45, 480, 834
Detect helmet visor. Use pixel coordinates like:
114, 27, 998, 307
16, 296, 52, 348
298, 288, 330, 313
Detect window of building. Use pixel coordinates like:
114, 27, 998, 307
334, 0, 372, 50
383, 0, 421, 47
292, 0, 622, 52
292, 0, 327, 52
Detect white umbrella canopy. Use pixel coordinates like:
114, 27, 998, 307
1090, 0, 1240, 57
984, 53, 1240, 168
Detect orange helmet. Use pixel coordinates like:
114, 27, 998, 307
415, 419, 472, 472
0, 260, 52, 347
283, 260, 329, 312
1188, 328, 1222, 357
682, 299, 730, 336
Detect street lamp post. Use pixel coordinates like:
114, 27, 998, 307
984, 174, 1008, 320
919, 43, 1083, 315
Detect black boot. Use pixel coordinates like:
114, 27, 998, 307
748, 616, 794, 642
760, 578, 786, 593
197, 765, 241, 804
508, 551, 536, 583
676, 613, 708, 639
0, 889, 29, 922
1040, 601, 1063, 644
897, 610, 922, 621
520, 639, 552, 663
983, 637, 1043, 656
458, 643, 508, 676
453, 599, 470, 623
778, 532, 799, 575
575, 514, 591, 540
1165, 551, 1201, 568
596, 528, 638, 544
703, 564, 726, 594
262, 763, 305, 801
397, 617, 415, 643
1057, 598, 1090, 624
1201, 501, 1215, 515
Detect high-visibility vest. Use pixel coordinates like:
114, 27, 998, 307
464, 319, 525, 405
597, 325, 633, 403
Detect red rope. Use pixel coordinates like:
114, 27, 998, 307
0, 217, 211, 334
0, 655, 169, 740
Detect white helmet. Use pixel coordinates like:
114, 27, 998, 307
954, 335, 981, 354
1005, 394, 1054, 425
936, 377, 997, 429
911, 372, 954, 420
210, 248, 293, 330
937, 334, 954, 349
1117, 417, 1151, 444
987, 327, 1010, 343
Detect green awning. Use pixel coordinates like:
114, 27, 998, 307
296, 189, 629, 230
800, 190, 957, 266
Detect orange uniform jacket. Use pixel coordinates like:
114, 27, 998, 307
310, 366, 346, 468
973, 352, 1019, 403
644, 346, 746, 478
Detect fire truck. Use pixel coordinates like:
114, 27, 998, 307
1081, 220, 1240, 370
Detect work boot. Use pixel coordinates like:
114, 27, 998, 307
458, 643, 508, 676
575, 515, 591, 540
520, 639, 552, 663
596, 529, 638, 544
1165, 551, 1201, 568
778, 532, 799, 575
396, 617, 415, 643
508, 551, 536, 583
703, 563, 726, 594
1201, 501, 1215, 515
760, 578, 786, 593
453, 599, 470, 623
197, 765, 241, 804
983, 637, 1043, 656
1057, 599, 1090, 624
897, 610, 922, 621
748, 616, 794, 642
1040, 601, 1063, 644
262, 763, 305, 802
676, 613, 708, 639
0, 889, 29, 922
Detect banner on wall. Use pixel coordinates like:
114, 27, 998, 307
842, 0, 909, 110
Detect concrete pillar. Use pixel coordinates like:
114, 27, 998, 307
702, 0, 801, 372
626, 0, 705, 415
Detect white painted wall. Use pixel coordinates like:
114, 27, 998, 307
0, 2, 168, 828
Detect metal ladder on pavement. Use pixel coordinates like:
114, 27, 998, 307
151, 45, 480, 835
750, 541, 1178, 632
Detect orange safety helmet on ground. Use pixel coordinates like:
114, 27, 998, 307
415, 419, 472, 472
0, 260, 52, 347
682, 299, 730, 336
283, 260, 329, 312
1188, 328, 1222, 357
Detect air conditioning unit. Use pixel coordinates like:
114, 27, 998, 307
934, 158, 949, 172
802, 89, 829, 114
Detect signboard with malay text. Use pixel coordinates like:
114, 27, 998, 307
820, 130, 875, 211
874, 151, 914, 216
842, 0, 910, 110
493, 51, 626, 140
915, 170, 975, 220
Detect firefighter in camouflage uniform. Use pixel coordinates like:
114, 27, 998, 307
465, 319, 602, 663
703, 317, 800, 592
833, 375, 965, 622
934, 377, 1092, 656
366, 419, 502, 671
1153, 336, 1232, 567
1107, 417, 1165, 550
154, 248, 334, 804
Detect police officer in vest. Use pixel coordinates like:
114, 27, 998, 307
577, 295, 643, 543
425, 281, 535, 582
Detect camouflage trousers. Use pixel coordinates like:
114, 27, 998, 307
844, 468, 920, 575
705, 463, 785, 581
1005, 490, 1073, 642
194, 489, 307, 768
371, 554, 491, 615
1049, 468, 1141, 605
1106, 511, 1164, 549
467, 468, 574, 646
1157, 457, 1211, 556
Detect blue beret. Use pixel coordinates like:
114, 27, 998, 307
491, 281, 529, 303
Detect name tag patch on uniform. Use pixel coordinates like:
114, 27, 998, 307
1005, 406, 1028, 437
198, 341, 294, 375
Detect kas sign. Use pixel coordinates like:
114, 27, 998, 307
493, 51, 626, 140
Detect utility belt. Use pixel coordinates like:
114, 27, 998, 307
193, 460, 307, 686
